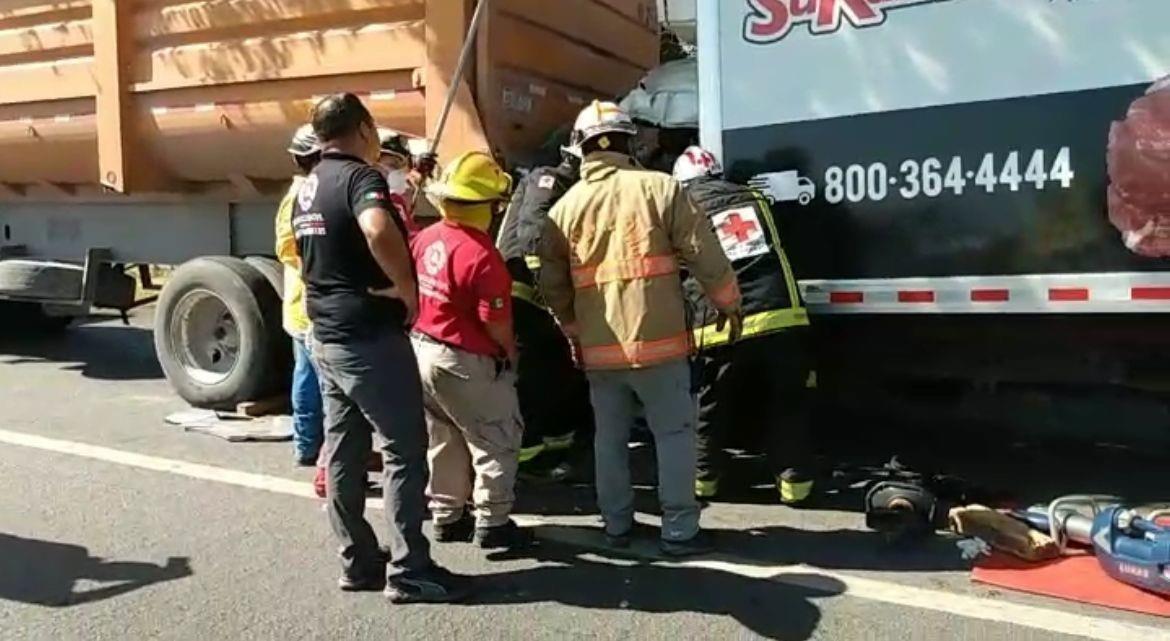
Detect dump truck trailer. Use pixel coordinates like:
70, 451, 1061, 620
0, 0, 660, 407
690, 0, 1170, 441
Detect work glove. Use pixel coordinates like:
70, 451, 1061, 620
715, 307, 744, 344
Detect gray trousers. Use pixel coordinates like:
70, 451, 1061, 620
309, 329, 431, 578
586, 359, 700, 542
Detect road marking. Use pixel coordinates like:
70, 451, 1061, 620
1, 427, 1167, 641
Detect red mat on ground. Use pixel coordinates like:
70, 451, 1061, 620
973, 552, 1170, 617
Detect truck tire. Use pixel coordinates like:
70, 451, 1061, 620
154, 257, 284, 409
0, 260, 83, 301
243, 256, 284, 300
242, 255, 293, 384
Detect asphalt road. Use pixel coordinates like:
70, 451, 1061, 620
0, 311, 1167, 641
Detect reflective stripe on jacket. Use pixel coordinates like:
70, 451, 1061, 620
539, 152, 740, 370
683, 176, 808, 349
275, 176, 310, 338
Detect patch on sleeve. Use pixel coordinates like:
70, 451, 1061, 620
363, 191, 387, 202
491, 297, 506, 310
537, 175, 556, 190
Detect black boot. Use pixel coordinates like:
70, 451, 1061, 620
433, 513, 475, 543
474, 519, 534, 550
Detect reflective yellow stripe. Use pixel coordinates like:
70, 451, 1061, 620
695, 478, 719, 499
519, 444, 546, 463
525, 255, 542, 271
751, 192, 803, 307
511, 281, 542, 306
693, 307, 809, 348
778, 478, 814, 504
542, 432, 575, 451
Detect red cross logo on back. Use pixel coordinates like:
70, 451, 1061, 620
718, 212, 760, 243
711, 206, 768, 262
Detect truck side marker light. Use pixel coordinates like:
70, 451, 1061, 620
829, 291, 864, 304
971, 289, 1010, 302
1131, 287, 1170, 301
897, 290, 934, 303
1048, 288, 1090, 302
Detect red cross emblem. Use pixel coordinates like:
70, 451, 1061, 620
718, 212, 760, 243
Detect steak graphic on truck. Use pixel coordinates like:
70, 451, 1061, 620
701, 0, 1170, 313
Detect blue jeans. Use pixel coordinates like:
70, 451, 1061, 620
292, 338, 324, 461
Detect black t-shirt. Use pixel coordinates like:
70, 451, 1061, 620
293, 151, 409, 343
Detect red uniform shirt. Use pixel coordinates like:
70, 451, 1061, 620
412, 221, 512, 357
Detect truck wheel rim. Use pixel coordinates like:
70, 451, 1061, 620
170, 289, 240, 386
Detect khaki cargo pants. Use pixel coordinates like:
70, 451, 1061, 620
411, 334, 524, 528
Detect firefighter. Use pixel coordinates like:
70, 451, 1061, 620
673, 145, 816, 505
275, 125, 324, 467
495, 145, 594, 474
539, 101, 743, 556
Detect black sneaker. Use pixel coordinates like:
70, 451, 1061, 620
295, 454, 318, 467
337, 571, 386, 592
434, 513, 475, 543
384, 565, 471, 604
604, 529, 632, 549
474, 520, 534, 550
659, 531, 715, 558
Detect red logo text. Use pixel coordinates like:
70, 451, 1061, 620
744, 0, 950, 44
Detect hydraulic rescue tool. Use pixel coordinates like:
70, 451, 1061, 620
1018, 496, 1170, 597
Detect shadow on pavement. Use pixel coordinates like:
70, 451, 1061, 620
711, 524, 967, 573
471, 536, 845, 641
0, 321, 163, 381
0, 533, 191, 607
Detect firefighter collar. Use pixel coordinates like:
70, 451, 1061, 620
580, 152, 636, 183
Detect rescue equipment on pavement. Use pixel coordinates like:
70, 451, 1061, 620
1017, 496, 1170, 596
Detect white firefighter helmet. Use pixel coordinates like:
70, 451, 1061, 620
673, 146, 723, 183
571, 100, 638, 148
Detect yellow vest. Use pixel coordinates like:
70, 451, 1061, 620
275, 177, 310, 338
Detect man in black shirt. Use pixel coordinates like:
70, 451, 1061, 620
294, 93, 466, 603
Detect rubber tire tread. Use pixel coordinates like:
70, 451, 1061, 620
0, 260, 83, 301
154, 256, 283, 409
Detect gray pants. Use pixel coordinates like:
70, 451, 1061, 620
586, 360, 700, 542
309, 329, 431, 578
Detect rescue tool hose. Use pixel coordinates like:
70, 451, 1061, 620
412, 0, 491, 208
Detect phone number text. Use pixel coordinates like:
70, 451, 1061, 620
823, 148, 1075, 205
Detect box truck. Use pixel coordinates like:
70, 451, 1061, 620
691, 0, 1170, 440
0, 0, 660, 408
